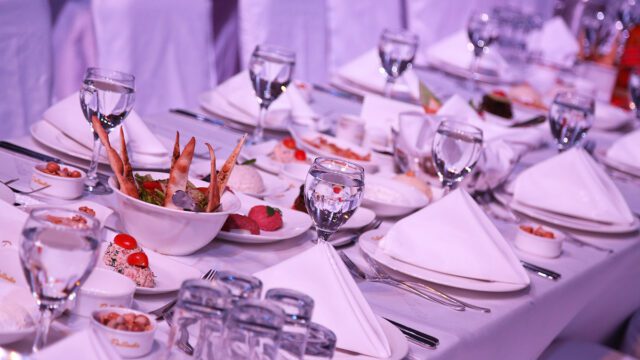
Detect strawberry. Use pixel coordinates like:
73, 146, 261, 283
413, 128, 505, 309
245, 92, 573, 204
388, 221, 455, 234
248, 205, 283, 231
222, 214, 260, 235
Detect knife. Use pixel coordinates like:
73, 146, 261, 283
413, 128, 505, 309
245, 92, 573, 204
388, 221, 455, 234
520, 261, 561, 281
510, 115, 546, 128
170, 108, 247, 134
311, 84, 364, 102
383, 317, 439, 348
0, 141, 62, 163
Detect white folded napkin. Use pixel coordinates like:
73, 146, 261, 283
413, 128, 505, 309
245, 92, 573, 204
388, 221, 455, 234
337, 49, 420, 100
426, 30, 510, 76
607, 130, 640, 170
216, 71, 316, 126
254, 241, 391, 358
0, 201, 28, 245
527, 17, 578, 68
42, 92, 167, 156
360, 94, 424, 149
514, 148, 634, 225
379, 189, 529, 284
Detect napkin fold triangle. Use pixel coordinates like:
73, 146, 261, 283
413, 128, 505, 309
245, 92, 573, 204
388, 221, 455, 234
527, 17, 578, 67
607, 129, 640, 171
379, 189, 529, 285
43, 92, 167, 156
514, 148, 635, 225
254, 241, 391, 358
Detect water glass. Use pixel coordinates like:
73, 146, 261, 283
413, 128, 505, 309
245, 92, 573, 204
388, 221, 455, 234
221, 299, 285, 360
432, 120, 483, 192
20, 207, 101, 352
629, 67, 640, 119
166, 279, 231, 360
248, 44, 295, 143
304, 322, 337, 359
393, 112, 439, 180
214, 270, 263, 304
265, 288, 315, 360
304, 157, 365, 243
467, 12, 497, 86
548, 91, 595, 152
378, 29, 419, 98
79, 67, 135, 194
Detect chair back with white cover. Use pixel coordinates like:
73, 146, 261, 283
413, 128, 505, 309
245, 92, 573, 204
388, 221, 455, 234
90, 0, 217, 116
0, 0, 52, 138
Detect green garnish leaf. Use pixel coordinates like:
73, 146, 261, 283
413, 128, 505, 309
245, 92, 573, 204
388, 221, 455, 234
241, 158, 257, 165
266, 206, 281, 217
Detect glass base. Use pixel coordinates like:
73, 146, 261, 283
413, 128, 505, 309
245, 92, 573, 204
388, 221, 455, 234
84, 180, 113, 195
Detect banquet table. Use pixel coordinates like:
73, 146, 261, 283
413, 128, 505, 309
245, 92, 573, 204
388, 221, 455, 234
2, 66, 640, 360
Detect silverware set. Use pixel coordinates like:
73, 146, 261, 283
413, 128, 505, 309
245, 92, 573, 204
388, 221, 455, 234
331, 218, 383, 249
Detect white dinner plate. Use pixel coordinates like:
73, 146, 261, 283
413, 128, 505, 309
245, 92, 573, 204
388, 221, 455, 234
232, 170, 290, 199
0, 248, 26, 287
218, 193, 312, 244
30, 120, 170, 169
362, 176, 430, 217
334, 316, 409, 360
0, 182, 15, 205
263, 188, 377, 230
23, 200, 114, 230
198, 90, 289, 132
428, 59, 518, 84
329, 74, 415, 101
593, 102, 634, 131
241, 140, 314, 175
98, 242, 201, 295
359, 229, 529, 292
0, 284, 37, 346
599, 152, 640, 178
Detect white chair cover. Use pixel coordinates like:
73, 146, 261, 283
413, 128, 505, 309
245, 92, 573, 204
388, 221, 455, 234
0, 0, 52, 138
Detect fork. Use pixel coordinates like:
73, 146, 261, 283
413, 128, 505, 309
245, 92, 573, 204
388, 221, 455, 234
331, 218, 383, 249
149, 268, 217, 321
339, 251, 466, 311
6, 183, 51, 195
360, 251, 492, 313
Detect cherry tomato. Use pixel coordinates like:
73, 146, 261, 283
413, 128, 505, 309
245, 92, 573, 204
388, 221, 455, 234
127, 252, 149, 268
197, 187, 208, 195
333, 185, 342, 194
492, 90, 507, 98
142, 181, 162, 191
294, 149, 306, 161
282, 137, 297, 149
114, 233, 137, 250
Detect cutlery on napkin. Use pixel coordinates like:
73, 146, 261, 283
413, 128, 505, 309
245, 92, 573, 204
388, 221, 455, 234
527, 17, 579, 68
42, 92, 167, 157
606, 129, 640, 171
513, 148, 635, 225
254, 241, 392, 358
379, 189, 530, 285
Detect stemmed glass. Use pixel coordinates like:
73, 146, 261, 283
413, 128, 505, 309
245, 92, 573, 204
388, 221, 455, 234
432, 120, 484, 192
548, 91, 595, 152
79, 67, 135, 194
629, 67, 640, 119
467, 12, 497, 88
19, 208, 101, 352
304, 157, 365, 243
248, 44, 296, 143
378, 29, 419, 98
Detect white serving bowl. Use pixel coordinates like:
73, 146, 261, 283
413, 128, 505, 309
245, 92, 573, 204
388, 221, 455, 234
514, 223, 564, 258
31, 163, 85, 199
91, 307, 156, 358
109, 171, 241, 255
362, 176, 430, 217
72, 268, 136, 317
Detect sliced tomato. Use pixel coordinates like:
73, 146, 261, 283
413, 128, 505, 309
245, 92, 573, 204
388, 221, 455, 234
142, 181, 162, 191
294, 149, 306, 161
127, 252, 149, 268
114, 233, 137, 250
282, 137, 297, 149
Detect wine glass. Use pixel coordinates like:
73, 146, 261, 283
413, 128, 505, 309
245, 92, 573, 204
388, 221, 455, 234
378, 29, 419, 98
79, 67, 135, 194
629, 67, 640, 118
19, 207, 101, 352
304, 157, 365, 243
467, 12, 497, 88
548, 91, 595, 152
581, 9, 610, 60
248, 44, 296, 143
432, 120, 484, 192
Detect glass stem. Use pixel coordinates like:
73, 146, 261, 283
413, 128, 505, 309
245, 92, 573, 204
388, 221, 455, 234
314, 229, 333, 244
252, 105, 268, 143
86, 134, 102, 190
470, 55, 481, 91
383, 77, 395, 98
32, 306, 54, 352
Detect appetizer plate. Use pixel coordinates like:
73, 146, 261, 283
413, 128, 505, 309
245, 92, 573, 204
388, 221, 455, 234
0, 283, 37, 345
23, 200, 114, 230
359, 229, 529, 292
281, 162, 311, 183
0, 182, 15, 205
241, 140, 313, 175
218, 193, 312, 244
30, 120, 170, 169
98, 242, 201, 295
232, 169, 290, 199
362, 176, 430, 217
198, 90, 289, 131
263, 188, 377, 230
333, 316, 409, 360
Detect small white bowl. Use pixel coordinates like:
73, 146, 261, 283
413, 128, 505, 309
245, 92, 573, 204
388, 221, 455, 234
362, 176, 430, 217
514, 223, 564, 258
109, 171, 241, 255
72, 268, 136, 318
91, 307, 156, 358
31, 163, 85, 199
